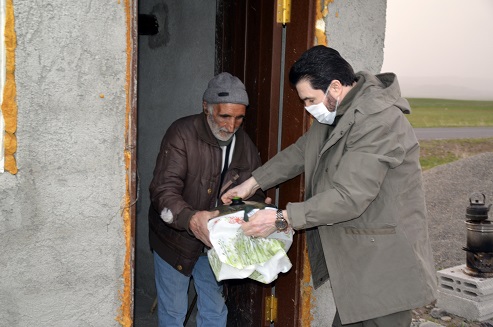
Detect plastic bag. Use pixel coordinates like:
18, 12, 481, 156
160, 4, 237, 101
207, 208, 293, 284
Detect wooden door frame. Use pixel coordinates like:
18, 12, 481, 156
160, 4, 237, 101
275, 1, 316, 325
216, 0, 316, 325
126, 0, 138, 324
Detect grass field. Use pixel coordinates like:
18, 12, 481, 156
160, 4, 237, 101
406, 98, 493, 128
405, 98, 493, 170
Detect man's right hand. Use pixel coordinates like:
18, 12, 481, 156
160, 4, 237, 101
189, 210, 219, 248
221, 176, 260, 204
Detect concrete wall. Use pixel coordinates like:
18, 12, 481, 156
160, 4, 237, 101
324, 0, 387, 74
135, 0, 216, 297
0, 1, 129, 326
311, 0, 387, 324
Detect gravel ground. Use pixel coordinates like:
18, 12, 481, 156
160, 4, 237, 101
413, 152, 493, 327
424, 152, 493, 271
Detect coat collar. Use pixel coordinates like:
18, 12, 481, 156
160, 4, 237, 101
349, 71, 411, 115
317, 71, 411, 154
194, 112, 250, 170
195, 112, 220, 146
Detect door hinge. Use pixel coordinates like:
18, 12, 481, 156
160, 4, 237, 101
265, 295, 278, 323
276, 0, 291, 25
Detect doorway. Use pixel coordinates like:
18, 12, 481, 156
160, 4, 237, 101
133, 0, 316, 325
134, 0, 216, 325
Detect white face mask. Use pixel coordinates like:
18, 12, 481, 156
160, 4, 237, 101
304, 87, 339, 125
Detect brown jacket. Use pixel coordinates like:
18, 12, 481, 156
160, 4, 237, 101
149, 113, 264, 276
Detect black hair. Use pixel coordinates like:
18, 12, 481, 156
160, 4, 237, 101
288, 46, 357, 91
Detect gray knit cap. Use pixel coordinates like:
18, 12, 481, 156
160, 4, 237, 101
203, 72, 249, 106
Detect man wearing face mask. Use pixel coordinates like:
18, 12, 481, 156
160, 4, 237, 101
222, 46, 437, 326
148, 72, 266, 327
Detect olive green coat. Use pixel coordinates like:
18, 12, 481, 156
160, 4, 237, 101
252, 72, 437, 324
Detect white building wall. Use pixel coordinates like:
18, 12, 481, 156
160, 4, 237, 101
0, 1, 130, 325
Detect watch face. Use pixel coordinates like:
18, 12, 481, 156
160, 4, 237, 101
275, 219, 288, 231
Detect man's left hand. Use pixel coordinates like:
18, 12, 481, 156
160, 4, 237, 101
241, 209, 277, 238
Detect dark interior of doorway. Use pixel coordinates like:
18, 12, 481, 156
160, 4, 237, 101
133, 0, 217, 326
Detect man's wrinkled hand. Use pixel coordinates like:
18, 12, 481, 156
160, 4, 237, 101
189, 210, 219, 248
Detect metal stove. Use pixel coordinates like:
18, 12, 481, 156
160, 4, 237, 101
462, 192, 493, 277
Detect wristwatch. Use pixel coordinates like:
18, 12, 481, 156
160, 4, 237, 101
275, 209, 288, 232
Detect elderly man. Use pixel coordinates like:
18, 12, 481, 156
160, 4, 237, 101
148, 72, 265, 327
222, 46, 437, 326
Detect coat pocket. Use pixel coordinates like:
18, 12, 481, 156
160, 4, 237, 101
344, 225, 396, 235
331, 224, 423, 304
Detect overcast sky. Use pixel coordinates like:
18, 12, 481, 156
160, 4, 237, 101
381, 0, 493, 100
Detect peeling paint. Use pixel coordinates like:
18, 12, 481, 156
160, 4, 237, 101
2, 0, 17, 174
0, 0, 5, 172
116, 0, 135, 325
301, 243, 315, 326
117, 156, 133, 327
315, 0, 333, 46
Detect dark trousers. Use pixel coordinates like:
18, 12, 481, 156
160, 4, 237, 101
332, 309, 412, 327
